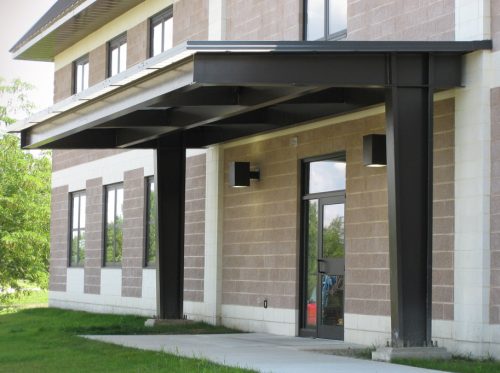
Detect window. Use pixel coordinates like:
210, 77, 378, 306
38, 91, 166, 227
145, 176, 156, 266
74, 55, 89, 93
104, 183, 124, 266
69, 191, 86, 266
108, 33, 127, 77
150, 7, 173, 57
305, 0, 347, 41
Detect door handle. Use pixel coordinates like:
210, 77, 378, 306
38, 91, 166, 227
317, 259, 327, 274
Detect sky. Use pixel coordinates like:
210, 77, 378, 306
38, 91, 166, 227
0, 0, 57, 113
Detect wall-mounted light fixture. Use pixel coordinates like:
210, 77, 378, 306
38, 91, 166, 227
363, 134, 387, 167
229, 161, 260, 187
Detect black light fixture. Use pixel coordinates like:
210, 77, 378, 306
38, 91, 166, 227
229, 161, 260, 187
363, 134, 387, 167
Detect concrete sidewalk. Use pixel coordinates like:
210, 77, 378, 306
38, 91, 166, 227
84, 333, 448, 373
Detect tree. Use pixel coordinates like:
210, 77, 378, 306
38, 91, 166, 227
0, 77, 35, 126
0, 77, 51, 302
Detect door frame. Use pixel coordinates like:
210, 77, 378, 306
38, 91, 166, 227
299, 152, 346, 339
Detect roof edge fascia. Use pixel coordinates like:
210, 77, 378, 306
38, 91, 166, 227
10, 0, 98, 61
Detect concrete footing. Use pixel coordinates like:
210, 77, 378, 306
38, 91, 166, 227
372, 347, 452, 362
144, 318, 193, 327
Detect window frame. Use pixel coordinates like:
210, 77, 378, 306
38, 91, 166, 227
149, 6, 173, 57
144, 176, 157, 268
68, 190, 86, 267
304, 0, 347, 41
73, 55, 89, 94
103, 182, 124, 267
108, 33, 127, 77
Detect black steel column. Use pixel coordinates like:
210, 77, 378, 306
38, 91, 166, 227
154, 137, 186, 319
385, 55, 433, 347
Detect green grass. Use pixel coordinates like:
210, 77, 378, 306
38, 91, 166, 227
0, 289, 49, 315
0, 307, 255, 373
394, 356, 500, 373
9, 289, 48, 306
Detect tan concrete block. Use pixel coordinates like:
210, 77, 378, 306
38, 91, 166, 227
89, 44, 107, 86
127, 20, 149, 68
53, 64, 73, 103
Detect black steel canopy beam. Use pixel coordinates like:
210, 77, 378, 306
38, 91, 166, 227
286, 87, 385, 105
105, 86, 327, 147
193, 53, 464, 89
147, 86, 308, 108
27, 129, 117, 149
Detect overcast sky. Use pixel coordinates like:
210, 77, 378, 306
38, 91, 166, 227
0, 0, 57, 113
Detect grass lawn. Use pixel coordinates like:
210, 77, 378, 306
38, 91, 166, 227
2, 289, 48, 307
394, 357, 500, 373
0, 306, 255, 372
332, 345, 500, 373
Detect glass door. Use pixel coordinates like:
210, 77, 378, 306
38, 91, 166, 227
318, 198, 345, 339
301, 154, 346, 340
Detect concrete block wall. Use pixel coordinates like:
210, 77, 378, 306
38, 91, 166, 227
173, 0, 209, 45
49, 151, 206, 312
347, 0, 455, 41
184, 154, 207, 302
84, 177, 103, 295
121, 168, 145, 298
494, 0, 500, 51
223, 139, 298, 310
52, 150, 126, 173
432, 99, 456, 320
127, 20, 149, 68
88, 44, 107, 86
49, 185, 69, 292
53, 63, 73, 103
491, 87, 500, 324
225, 0, 301, 40
222, 99, 455, 321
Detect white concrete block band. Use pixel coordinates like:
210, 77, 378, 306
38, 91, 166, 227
49, 268, 156, 316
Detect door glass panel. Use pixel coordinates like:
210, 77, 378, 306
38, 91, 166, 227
321, 274, 344, 327
309, 159, 346, 193
322, 203, 345, 258
306, 199, 318, 328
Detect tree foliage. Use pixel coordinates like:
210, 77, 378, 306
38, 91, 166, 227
0, 78, 51, 302
0, 77, 35, 126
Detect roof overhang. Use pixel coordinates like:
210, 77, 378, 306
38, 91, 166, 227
10, 0, 145, 61
10, 40, 492, 149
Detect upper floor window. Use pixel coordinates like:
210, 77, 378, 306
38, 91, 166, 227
109, 33, 127, 77
145, 176, 156, 267
305, 0, 347, 41
74, 55, 89, 94
104, 183, 124, 266
150, 7, 173, 57
69, 191, 86, 266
